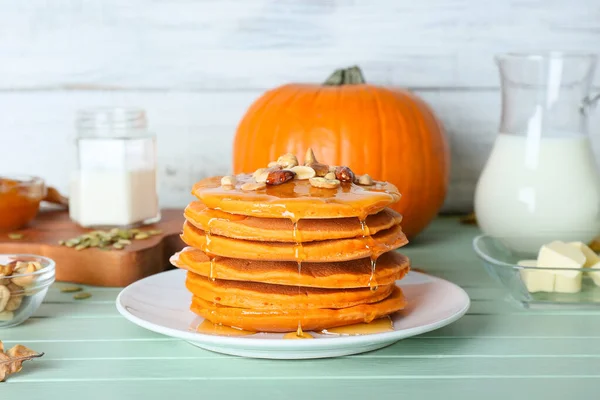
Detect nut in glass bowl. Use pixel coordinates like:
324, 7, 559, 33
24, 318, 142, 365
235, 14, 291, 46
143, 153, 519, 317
0, 254, 55, 327
473, 235, 600, 309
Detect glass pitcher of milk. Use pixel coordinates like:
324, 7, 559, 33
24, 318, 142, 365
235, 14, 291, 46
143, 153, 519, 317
475, 52, 600, 251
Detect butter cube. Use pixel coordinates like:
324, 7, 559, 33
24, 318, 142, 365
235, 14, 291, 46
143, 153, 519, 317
589, 261, 600, 287
568, 242, 600, 267
518, 260, 555, 293
537, 241, 585, 293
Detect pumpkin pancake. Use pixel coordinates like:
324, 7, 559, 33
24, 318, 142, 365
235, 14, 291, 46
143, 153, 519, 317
185, 272, 394, 310
190, 286, 406, 332
185, 201, 403, 242
181, 220, 408, 262
192, 175, 400, 220
172, 248, 410, 289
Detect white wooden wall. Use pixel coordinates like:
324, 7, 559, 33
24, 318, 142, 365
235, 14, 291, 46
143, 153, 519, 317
1, 0, 600, 212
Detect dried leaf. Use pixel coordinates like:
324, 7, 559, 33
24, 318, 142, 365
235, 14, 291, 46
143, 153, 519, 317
459, 212, 477, 225
0, 341, 44, 382
60, 285, 82, 293
73, 292, 91, 300
7, 233, 23, 240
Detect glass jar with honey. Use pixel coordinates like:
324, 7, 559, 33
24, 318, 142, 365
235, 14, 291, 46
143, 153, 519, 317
0, 175, 46, 231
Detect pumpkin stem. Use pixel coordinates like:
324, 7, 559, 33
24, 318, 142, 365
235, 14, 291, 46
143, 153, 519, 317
324, 66, 366, 86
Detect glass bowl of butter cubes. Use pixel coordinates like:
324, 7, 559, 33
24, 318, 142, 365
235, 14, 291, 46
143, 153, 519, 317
473, 235, 600, 309
0, 254, 56, 327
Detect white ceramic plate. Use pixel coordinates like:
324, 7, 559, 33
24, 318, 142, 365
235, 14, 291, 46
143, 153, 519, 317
116, 269, 470, 359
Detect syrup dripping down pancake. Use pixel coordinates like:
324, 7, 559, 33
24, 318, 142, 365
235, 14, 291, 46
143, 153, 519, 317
181, 220, 408, 262
192, 175, 401, 219
185, 272, 394, 310
191, 286, 406, 332
185, 201, 403, 242
172, 248, 410, 289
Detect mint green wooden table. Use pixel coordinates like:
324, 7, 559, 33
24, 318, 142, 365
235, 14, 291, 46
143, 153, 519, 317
2, 218, 598, 399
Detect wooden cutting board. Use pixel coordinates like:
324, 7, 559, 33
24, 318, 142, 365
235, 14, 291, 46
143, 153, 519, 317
0, 209, 185, 287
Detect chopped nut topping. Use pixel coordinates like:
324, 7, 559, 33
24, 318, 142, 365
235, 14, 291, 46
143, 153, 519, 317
266, 170, 296, 185
306, 162, 329, 177
357, 174, 374, 186
252, 168, 267, 179
335, 166, 355, 183
304, 148, 317, 165
220, 175, 237, 186
240, 149, 380, 189
255, 167, 277, 183
309, 177, 341, 189
276, 153, 299, 169
241, 181, 267, 191
290, 166, 316, 180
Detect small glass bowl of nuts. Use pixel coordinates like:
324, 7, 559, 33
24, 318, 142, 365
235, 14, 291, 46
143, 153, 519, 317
0, 254, 55, 328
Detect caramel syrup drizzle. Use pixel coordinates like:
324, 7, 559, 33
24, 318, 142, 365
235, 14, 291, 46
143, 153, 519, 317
291, 217, 309, 338
359, 216, 379, 291
203, 218, 219, 321
319, 316, 393, 336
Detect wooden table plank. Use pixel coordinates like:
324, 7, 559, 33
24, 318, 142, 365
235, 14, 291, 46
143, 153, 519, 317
5, 357, 600, 382
2, 379, 597, 400
3, 337, 599, 359
5, 313, 600, 342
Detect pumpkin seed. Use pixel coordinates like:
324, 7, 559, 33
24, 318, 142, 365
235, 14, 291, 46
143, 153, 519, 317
73, 292, 91, 300
58, 228, 159, 251
65, 238, 80, 248
7, 233, 24, 240
60, 285, 82, 293
74, 243, 89, 251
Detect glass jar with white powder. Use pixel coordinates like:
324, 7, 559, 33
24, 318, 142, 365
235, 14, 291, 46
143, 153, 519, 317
69, 108, 160, 228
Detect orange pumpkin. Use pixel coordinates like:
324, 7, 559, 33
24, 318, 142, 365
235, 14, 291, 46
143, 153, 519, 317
233, 66, 449, 239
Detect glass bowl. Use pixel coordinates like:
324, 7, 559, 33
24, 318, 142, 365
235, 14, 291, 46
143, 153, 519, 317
0, 175, 46, 232
473, 235, 600, 309
0, 254, 55, 327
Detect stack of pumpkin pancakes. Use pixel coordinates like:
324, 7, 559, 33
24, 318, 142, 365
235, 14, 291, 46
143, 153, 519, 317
171, 150, 410, 335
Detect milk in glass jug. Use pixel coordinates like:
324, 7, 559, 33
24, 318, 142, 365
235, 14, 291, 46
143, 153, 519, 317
475, 53, 600, 251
